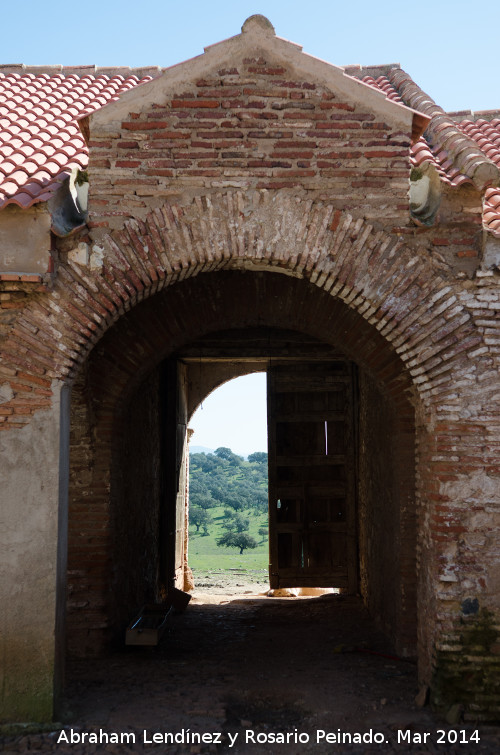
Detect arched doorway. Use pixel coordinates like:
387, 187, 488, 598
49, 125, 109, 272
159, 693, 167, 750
66, 270, 417, 667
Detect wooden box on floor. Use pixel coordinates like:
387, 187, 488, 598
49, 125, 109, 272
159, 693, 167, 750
125, 589, 191, 646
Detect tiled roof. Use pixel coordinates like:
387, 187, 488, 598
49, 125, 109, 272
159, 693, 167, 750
457, 117, 500, 236
0, 66, 155, 209
345, 65, 500, 237
359, 74, 476, 188
0, 62, 499, 237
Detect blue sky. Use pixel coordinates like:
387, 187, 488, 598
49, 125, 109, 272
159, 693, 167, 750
3, 1, 497, 112
5, 1, 495, 455
190, 373, 267, 457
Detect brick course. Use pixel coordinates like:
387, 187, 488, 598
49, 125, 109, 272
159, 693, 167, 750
85, 55, 413, 235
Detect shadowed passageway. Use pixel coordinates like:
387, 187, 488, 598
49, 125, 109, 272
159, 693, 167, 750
3, 592, 499, 754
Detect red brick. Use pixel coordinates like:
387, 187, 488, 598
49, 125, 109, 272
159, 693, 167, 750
457, 250, 478, 258
153, 132, 192, 142
116, 141, 139, 149
171, 99, 220, 109
142, 169, 174, 177
363, 149, 407, 157
247, 67, 286, 75
330, 210, 342, 232
271, 150, 314, 159
122, 120, 169, 130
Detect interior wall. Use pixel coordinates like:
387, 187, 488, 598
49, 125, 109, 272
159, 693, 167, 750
67, 366, 109, 658
110, 366, 163, 634
67, 365, 163, 655
358, 370, 417, 656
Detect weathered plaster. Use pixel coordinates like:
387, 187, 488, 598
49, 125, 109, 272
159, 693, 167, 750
482, 234, 500, 271
0, 205, 51, 274
0, 385, 62, 721
440, 471, 500, 604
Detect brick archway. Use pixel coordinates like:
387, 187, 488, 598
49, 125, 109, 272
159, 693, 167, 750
2, 192, 498, 720
67, 269, 418, 656
1, 191, 480, 404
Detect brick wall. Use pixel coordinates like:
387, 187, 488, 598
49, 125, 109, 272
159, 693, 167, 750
111, 367, 162, 634
358, 370, 417, 657
67, 366, 113, 656
0, 277, 54, 428
87, 54, 411, 235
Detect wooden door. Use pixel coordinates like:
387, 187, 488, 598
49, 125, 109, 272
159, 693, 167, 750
161, 359, 188, 591
267, 361, 357, 592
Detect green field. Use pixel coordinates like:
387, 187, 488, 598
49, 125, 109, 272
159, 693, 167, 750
188, 504, 269, 572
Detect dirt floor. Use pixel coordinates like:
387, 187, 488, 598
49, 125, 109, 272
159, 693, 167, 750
2, 570, 500, 755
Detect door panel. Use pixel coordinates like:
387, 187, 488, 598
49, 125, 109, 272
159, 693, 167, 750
268, 361, 357, 591
161, 359, 188, 591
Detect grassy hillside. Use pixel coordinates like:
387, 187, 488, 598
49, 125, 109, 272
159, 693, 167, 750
188, 448, 269, 574
188, 503, 268, 572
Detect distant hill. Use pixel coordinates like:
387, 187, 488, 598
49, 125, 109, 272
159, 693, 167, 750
189, 445, 268, 460
190, 445, 215, 455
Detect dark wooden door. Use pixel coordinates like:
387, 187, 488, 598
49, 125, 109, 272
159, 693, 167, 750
267, 361, 357, 592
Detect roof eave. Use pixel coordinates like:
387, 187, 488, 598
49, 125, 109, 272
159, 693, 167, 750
388, 68, 500, 191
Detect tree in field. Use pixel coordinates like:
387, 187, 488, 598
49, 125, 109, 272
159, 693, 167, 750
258, 525, 268, 542
189, 475, 217, 509
220, 489, 246, 512
222, 511, 250, 532
248, 452, 268, 464
190, 507, 212, 535
250, 489, 268, 513
216, 531, 258, 555
215, 446, 243, 466
194, 492, 217, 511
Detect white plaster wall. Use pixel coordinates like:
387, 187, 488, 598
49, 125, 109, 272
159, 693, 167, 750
0, 384, 63, 721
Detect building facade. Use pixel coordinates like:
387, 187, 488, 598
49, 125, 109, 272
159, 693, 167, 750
1, 16, 499, 722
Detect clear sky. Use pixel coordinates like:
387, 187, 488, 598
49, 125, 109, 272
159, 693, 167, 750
2, 0, 497, 112
190, 373, 268, 457
4, 1, 496, 456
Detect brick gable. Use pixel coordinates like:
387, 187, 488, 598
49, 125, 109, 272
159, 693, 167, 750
87, 55, 412, 237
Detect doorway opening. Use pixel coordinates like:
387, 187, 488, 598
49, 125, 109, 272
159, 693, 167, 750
66, 270, 417, 664
188, 373, 270, 598
179, 335, 361, 605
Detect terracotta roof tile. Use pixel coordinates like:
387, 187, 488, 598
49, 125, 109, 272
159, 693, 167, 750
348, 66, 500, 234
484, 187, 500, 237
0, 67, 154, 208
360, 74, 403, 104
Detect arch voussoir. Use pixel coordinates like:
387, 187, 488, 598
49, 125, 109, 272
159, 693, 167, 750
0, 190, 484, 424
